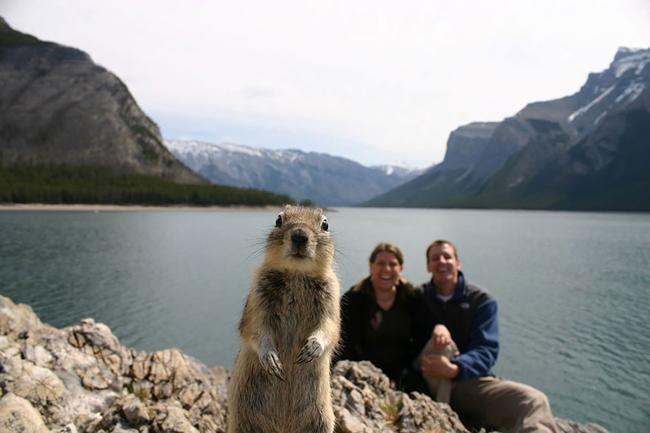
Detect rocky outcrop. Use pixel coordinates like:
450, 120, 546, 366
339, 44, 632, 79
332, 361, 469, 433
0, 296, 608, 433
0, 296, 227, 433
441, 122, 499, 172
0, 18, 202, 184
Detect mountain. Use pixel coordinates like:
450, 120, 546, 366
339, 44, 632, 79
368, 47, 650, 211
365, 122, 499, 207
0, 17, 200, 183
0, 18, 291, 206
165, 139, 423, 206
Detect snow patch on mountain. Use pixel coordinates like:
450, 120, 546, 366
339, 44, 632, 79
615, 82, 646, 104
613, 49, 650, 78
371, 164, 424, 177
593, 110, 608, 126
568, 85, 616, 122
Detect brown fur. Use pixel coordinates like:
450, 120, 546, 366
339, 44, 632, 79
227, 205, 341, 433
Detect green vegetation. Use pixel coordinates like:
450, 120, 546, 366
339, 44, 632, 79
0, 164, 294, 206
378, 394, 403, 425
0, 29, 41, 46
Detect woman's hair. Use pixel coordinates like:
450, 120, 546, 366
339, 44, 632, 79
368, 242, 404, 265
353, 242, 413, 295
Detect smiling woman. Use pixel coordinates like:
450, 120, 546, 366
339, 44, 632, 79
336, 242, 429, 388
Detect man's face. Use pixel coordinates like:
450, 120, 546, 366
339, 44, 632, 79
427, 243, 461, 286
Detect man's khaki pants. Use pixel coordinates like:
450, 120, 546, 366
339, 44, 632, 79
450, 376, 559, 433
417, 339, 559, 433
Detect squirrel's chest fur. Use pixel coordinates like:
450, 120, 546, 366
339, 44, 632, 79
255, 269, 334, 351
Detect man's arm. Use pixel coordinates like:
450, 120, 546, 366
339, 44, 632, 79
451, 297, 499, 380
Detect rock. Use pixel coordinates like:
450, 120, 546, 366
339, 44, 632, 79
0, 355, 66, 406
338, 408, 369, 433
24, 344, 55, 368
56, 424, 79, 433
120, 395, 149, 427
147, 349, 192, 388
397, 392, 466, 432
67, 318, 133, 379
111, 423, 139, 433
178, 382, 202, 408
151, 404, 199, 433
0, 334, 22, 359
0, 393, 51, 433
0, 297, 48, 338
556, 418, 610, 433
130, 352, 149, 381
332, 360, 470, 433
0, 295, 609, 433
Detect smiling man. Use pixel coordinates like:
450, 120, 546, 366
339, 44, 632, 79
417, 240, 559, 433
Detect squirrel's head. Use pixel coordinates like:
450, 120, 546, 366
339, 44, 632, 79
264, 205, 334, 274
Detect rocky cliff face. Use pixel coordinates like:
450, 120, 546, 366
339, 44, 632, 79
441, 122, 499, 172
165, 139, 423, 206
0, 18, 202, 184
368, 47, 650, 210
365, 122, 497, 207
476, 48, 650, 210
0, 295, 609, 433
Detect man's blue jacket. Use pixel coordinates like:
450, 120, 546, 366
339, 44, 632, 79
419, 271, 499, 381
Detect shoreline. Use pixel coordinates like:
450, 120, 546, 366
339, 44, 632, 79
0, 203, 281, 212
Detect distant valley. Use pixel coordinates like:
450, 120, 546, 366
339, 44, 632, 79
368, 47, 650, 211
166, 140, 423, 206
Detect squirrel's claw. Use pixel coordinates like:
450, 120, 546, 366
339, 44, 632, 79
296, 337, 324, 364
261, 350, 286, 381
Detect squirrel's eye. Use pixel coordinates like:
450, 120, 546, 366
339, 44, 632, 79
321, 218, 328, 231
275, 215, 282, 227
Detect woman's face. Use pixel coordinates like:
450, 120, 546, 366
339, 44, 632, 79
370, 251, 403, 293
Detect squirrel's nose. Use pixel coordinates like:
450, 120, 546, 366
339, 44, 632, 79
291, 229, 308, 247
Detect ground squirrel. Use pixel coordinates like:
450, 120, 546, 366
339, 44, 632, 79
227, 205, 341, 433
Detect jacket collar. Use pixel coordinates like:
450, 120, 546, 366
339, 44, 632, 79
424, 271, 466, 303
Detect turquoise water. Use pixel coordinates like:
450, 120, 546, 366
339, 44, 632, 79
1, 208, 649, 432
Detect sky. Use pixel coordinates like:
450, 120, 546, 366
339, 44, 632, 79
2, 0, 650, 168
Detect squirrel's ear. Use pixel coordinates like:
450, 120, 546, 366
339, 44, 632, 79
275, 213, 283, 227
321, 217, 328, 232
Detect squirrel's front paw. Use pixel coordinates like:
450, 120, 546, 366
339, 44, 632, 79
296, 336, 324, 364
260, 349, 286, 381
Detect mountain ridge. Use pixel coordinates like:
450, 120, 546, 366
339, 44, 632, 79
166, 139, 424, 206
0, 17, 293, 206
367, 46, 650, 211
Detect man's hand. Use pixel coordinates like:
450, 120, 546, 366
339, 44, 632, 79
421, 354, 459, 380
432, 324, 452, 350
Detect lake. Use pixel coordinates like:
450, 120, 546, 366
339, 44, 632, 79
1, 207, 649, 433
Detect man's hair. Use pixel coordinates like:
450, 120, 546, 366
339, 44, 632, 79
369, 242, 404, 265
425, 239, 459, 263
